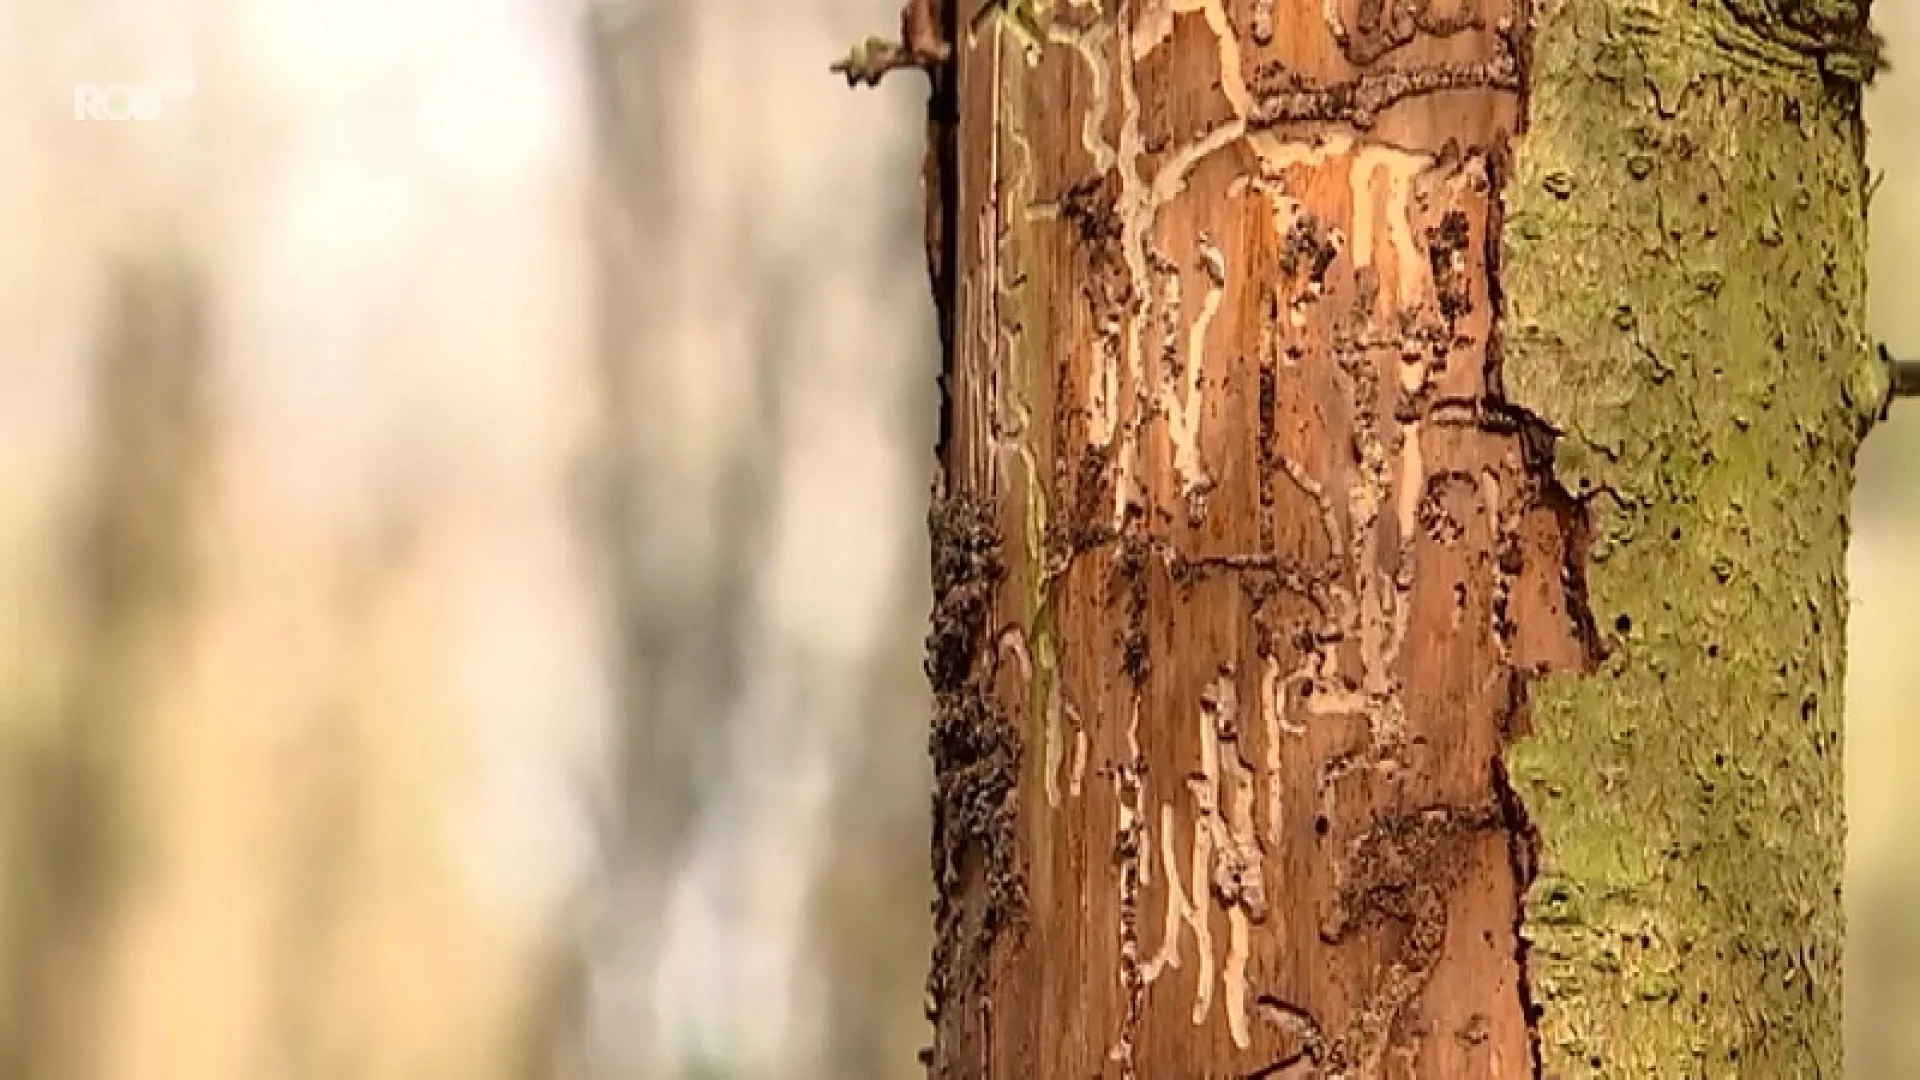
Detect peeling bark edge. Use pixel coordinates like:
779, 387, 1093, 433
927, 0, 962, 483
1481, 4, 1559, 1073
1492, 752, 1545, 1080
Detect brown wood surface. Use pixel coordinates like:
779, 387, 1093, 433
926, 1, 1592, 1075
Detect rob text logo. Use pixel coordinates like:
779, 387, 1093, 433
73, 77, 195, 122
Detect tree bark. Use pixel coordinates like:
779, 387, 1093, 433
921, 0, 1883, 1075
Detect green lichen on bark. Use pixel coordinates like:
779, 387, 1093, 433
993, 51, 1061, 853
1501, 0, 1880, 1073
1717, 0, 1887, 83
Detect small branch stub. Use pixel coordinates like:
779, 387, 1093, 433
832, 0, 950, 87
1888, 349, 1920, 401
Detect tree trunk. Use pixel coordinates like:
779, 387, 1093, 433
920, 0, 1884, 1075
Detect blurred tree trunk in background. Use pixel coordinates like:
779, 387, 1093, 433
0, 0, 948, 1075
926, 0, 1882, 1075
0, 3, 612, 1077
565, 0, 940, 1076
0, 255, 210, 1080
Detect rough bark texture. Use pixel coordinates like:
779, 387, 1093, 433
1503, 0, 1880, 1073
924, 0, 1878, 1076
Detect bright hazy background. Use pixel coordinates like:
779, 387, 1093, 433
0, 1, 1912, 1077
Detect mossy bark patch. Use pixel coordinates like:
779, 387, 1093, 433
1501, 0, 1875, 1072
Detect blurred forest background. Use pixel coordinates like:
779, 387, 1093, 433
0, 1, 1912, 1078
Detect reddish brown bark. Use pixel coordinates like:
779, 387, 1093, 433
924, 1, 1591, 1075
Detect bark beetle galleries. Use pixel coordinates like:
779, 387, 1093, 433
919, 2, 1601, 1076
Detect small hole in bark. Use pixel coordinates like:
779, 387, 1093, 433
1314, 815, 1330, 837
1707, 643, 1720, 658
1615, 613, 1633, 634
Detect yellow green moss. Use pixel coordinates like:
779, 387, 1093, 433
1501, 1, 1880, 1073
994, 46, 1061, 839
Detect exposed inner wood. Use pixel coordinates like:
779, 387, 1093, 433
927, 1, 1592, 1076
